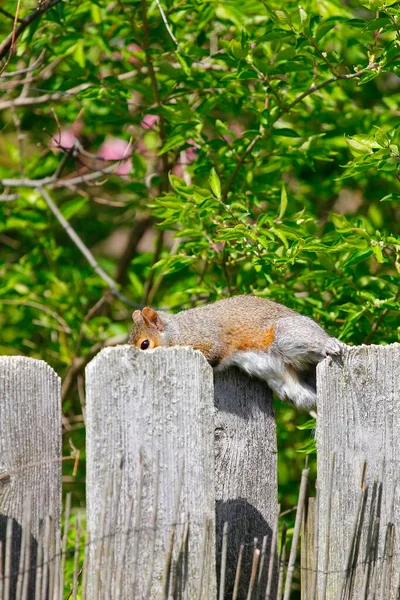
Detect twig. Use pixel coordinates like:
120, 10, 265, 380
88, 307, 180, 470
1, 161, 126, 189
256, 534, 268, 599
276, 524, 287, 600
0, 0, 63, 61
140, 0, 172, 302
247, 540, 260, 600
61, 333, 128, 401
72, 514, 81, 600
1, 49, 46, 77
310, 483, 320, 600
142, 229, 165, 305
0, 193, 19, 201
265, 505, 280, 599
320, 454, 335, 600
222, 62, 379, 199
232, 543, 245, 600
59, 493, 72, 600
219, 522, 228, 600
0, 298, 71, 332
39, 187, 137, 307
363, 287, 400, 344
155, 0, 179, 46
115, 216, 153, 284
0, 69, 137, 110
0, 7, 22, 21
283, 466, 309, 600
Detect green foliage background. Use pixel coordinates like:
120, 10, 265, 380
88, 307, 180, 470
1, 0, 400, 517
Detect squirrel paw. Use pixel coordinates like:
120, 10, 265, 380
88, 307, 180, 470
324, 338, 344, 364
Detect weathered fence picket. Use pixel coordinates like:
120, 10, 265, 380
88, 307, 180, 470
316, 343, 400, 599
0, 356, 62, 598
214, 368, 277, 597
1, 342, 400, 599
85, 346, 217, 599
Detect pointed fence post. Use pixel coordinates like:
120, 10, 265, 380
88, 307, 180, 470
316, 344, 400, 599
85, 346, 216, 599
0, 356, 62, 598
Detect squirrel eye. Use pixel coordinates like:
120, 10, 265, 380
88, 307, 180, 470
140, 339, 150, 350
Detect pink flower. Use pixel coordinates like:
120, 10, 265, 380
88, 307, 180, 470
183, 139, 197, 164
127, 43, 142, 65
171, 140, 198, 179
51, 130, 76, 150
141, 114, 160, 130
98, 137, 132, 176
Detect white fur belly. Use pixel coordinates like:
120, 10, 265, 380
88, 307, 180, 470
218, 351, 282, 381
217, 350, 316, 409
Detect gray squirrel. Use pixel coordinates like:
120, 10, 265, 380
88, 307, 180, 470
128, 295, 343, 409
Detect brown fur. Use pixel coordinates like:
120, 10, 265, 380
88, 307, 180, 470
219, 325, 275, 360
129, 295, 289, 365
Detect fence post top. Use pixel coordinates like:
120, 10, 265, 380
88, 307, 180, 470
0, 354, 61, 380
86, 343, 213, 371
317, 341, 400, 373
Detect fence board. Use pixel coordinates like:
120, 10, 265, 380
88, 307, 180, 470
316, 343, 400, 599
85, 345, 216, 599
214, 368, 278, 598
0, 356, 62, 597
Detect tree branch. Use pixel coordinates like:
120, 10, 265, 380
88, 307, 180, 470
0, 161, 128, 189
222, 62, 379, 199
115, 216, 153, 284
362, 287, 400, 344
0, 0, 61, 60
0, 69, 137, 110
61, 334, 128, 402
0, 0, 63, 61
154, 0, 178, 46
39, 187, 140, 308
140, 0, 171, 303
0, 7, 23, 21
1, 49, 46, 77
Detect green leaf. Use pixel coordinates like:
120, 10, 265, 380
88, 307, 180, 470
72, 40, 85, 68
209, 168, 221, 198
375, 128, 390, 148
371, 243, 385, 263
261, 29, 293, 41
315, 21, 338, 41
345, 137, 373, 156
60, 198, 87, 220
278, 183, 288, 220
272, 127, 300, 138
380, 193, 400, 202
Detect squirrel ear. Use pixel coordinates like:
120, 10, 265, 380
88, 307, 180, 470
132, 310, 142, 323
142, 307, 164, 332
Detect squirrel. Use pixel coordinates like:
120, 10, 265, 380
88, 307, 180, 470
128, 295, 343, 410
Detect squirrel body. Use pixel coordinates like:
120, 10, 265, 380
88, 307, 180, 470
128, 295, 342, 409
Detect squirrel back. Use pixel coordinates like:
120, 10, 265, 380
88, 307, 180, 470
129, 295, 295, 365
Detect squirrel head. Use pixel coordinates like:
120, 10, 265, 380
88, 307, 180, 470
128, 307, 165, 350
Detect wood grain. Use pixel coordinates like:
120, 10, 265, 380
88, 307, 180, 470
317, 343, 400, 599
214, 367, 278, 598
0, 356, 62, 597
85, 345, 216, 599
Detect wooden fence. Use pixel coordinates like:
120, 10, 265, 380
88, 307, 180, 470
0, 343, 399, 599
